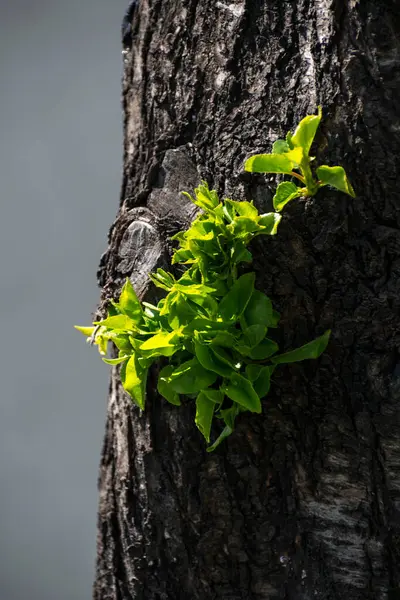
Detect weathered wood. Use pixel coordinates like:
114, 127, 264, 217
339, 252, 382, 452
93, 1, 400, 598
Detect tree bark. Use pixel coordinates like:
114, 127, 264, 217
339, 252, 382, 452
93, 1, 400, 598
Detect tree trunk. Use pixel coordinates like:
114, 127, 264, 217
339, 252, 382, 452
93, 1, 400, 598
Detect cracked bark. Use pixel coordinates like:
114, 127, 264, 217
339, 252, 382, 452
93, 1, 400, 598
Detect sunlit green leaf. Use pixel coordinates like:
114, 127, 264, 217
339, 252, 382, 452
258, 212, 282, 235
118, 278, 143, 321
316, 165, 355, 197
271, 330, 331, 364
225, 199, 259, 219
273, 182, 302, 212
272, 139, 290, 154
102, 355, 130, 365
74, 325, 95, 337
291, 106, 322, 155
120, 354, 147, 409
140, 330, 181, 356
94, 315, 137, 331
244, 153, 294, 174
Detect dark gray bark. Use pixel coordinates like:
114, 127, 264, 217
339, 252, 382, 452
93, 1, 400, 598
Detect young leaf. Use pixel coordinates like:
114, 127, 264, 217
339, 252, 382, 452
206, 424, 233, 452
291, 106, 322, 155
273, 182, 302, 212
94, 315, 137, 331
221, 373, 262, 413
168, 358, 217, 394
121, 354, 147, 409
224, 199, 259, 219
158, 365, 181, 406
316, 165, 355, 197
74, 325, 95, 337
271, 330, 331, 364
244, 153, 294, 174
218, 272, 255, 321
195, 392, 215, 442
118, 278, 143, 321
272, 139, 290, 154
194, 181, 219, 210
140, 331, 181, 357
258, 213, 282, 235
102, 355, 130, 365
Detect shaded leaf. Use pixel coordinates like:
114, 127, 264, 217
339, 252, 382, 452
221, 373, 262, 413
158, 365, 181, 406
258, 212, 282, 234
248, 338, 279, 360
195, 392, 215, 442
271, 330, 331, 364
218, 272, 255, 321
169, 358, 217, 394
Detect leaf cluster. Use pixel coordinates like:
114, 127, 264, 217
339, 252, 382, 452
244, 106, 355, 211
75, 179, 330, 451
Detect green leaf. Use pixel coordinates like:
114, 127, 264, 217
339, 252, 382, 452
202, 388, 224, 404
102, 355, 130, 365
157, 365, 181, 406
195, 392, 215, 442
224, 199, 259, 219
206, 425, 233, 452
118, 278, 143, 321
316, 165, 355, 197
243, 324, 267, 348
272, 139, 290, 154
273, 182, 302, 212
174, 282, 216, 296
149, 269, 175, 291
291, 106, 322, 155
218, 272, 255, 321
121, 354, 147, 409
206, 404, 240, 452
271, 330, 331, 364
244, 153, 294, 174
168, 358, 217, 394
210, 331, 237, 348
230, 240, 253, 264
195, 342, 233, 377
221, 373, 262, 413
112, 334, 133, 353
258, 213, 282, 235
74, 325, 95, 337
230, 217, 262, 237
140, 331, 181, 357
245, 365, 273, 398
94, 315, 137, 331
248, 338, 279, 360
172, 248, 194, 264
195, 181, 219, 210
243, 290, 276, 328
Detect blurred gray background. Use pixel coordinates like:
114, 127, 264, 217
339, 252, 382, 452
0, 1, 129, 598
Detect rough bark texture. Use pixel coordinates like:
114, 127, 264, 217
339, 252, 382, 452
93, 1, 400, 598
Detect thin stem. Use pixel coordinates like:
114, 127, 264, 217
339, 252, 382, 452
290, 171, 306, 184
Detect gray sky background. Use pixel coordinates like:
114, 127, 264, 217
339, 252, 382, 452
0, 1, 129, 598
